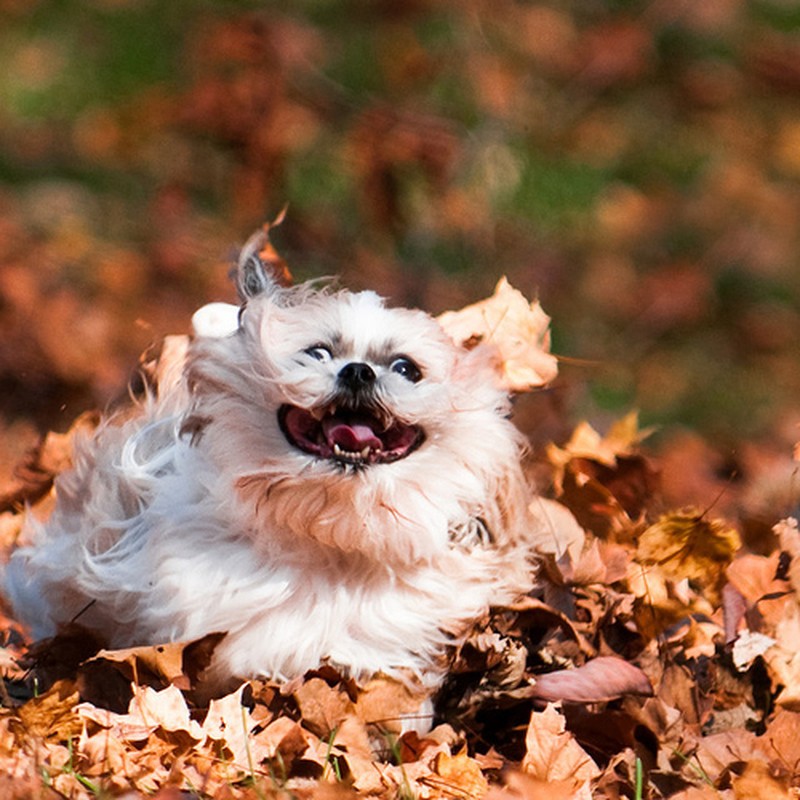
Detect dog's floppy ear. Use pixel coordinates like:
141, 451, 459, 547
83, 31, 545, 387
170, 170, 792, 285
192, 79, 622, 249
236, 211, 293, 301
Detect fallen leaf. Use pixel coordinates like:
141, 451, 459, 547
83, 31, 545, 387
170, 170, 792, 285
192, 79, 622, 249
202, 684, 254, 770
731, 630, 776, 671
354, 675, 433, 735
732, 759, 792, 799
14, 680, 81, 742
531, 657, 652, 703
693, 727, 761, 784
437, 277, 558, 392
521, 703, 600, 785
637, 511, 741, 603
547, 412, 652, 489
294, 676, 356, 739
430, 750, 489, 798
77, 631, 226, 713
127, 683, 204, 740
487, 769, 593, 800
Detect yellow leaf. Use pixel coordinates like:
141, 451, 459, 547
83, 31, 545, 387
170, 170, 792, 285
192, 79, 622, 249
636, 511, 741, 601
437, 277, 558, 392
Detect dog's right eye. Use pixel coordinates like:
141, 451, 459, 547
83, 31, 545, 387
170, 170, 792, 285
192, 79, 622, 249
305, 345, 333, 363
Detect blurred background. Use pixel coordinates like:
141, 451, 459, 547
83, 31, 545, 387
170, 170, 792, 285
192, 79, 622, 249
1, 0, 800, 501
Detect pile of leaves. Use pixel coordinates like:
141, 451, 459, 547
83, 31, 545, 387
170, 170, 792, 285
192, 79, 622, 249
1, 332, 800, 798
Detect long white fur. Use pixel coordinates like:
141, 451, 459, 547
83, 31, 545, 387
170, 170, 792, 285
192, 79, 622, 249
4, 274, 543, 692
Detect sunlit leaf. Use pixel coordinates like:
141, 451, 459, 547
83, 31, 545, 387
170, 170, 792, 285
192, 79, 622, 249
636, 510, 741, 602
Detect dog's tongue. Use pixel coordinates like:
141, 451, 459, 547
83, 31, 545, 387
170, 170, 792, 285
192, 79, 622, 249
322, 416, 382, 451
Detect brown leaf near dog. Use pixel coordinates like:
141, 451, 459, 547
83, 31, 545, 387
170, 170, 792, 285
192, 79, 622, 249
732, 759, 793, 800
531, 656, 652, 703
249, 207, 294, 288
547, 412, 652, 490
354, 675, 434, 735
521, 703, 600, 787
0, 411, 100, 515
77, 632, 227, 712
14, 680, 82, 742
294, 676, 356, 739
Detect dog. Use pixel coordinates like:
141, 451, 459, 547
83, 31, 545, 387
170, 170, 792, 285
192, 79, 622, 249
3, 229, 546, 695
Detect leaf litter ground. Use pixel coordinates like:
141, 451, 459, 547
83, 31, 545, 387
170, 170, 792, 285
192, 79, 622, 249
1, 371, 800, 798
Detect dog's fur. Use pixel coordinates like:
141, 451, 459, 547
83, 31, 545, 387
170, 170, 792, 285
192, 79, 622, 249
4, 234, 543, 692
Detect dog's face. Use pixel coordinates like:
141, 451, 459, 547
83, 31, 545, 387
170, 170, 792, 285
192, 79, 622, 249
252, 288, 462, 473
186, 235, 529, 562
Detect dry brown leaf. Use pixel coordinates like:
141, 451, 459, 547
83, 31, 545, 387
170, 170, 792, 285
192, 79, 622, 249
14, 680, 82, 742
0, 411, 99, 514
760, 604, 800, 710
294, 676, 356, 739
547, 412, 651, 489
250, 206, 294, 286
354, 674, 433, 735
521, 703, 600, 786
487, 769, 593, 800
437, 277, 558, 392
532, 497, 586, 563
669, 788, 730, 800
774, 517, 800, 598
78, 631, 226, 710
726, 552, 786, 607
127, 683, 204, 739
88, 642, 187, 686
201, 684, 255, 771
693, 728, 761, 784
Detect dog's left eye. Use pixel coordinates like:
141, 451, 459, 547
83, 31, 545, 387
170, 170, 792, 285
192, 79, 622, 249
390, 356, 422, 383
305, 345, 333, 363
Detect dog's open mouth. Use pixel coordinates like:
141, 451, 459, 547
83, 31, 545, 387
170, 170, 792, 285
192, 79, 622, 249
279, 405, 424, 465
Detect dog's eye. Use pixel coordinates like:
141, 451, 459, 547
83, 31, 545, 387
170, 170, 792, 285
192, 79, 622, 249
390, 356, 422, 383
305, 345, 333, 363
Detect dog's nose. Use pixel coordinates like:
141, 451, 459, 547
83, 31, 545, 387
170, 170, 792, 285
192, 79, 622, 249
338, 362, 376, 391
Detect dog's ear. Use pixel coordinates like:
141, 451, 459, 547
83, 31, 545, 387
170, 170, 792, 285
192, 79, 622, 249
236, 212, 293, 301
237, 229, 277, 300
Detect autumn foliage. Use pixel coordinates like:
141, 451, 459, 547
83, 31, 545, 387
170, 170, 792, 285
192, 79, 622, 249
2, 1, 800, 797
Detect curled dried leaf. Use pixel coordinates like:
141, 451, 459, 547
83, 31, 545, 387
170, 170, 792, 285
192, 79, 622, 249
531, 656, 653, 703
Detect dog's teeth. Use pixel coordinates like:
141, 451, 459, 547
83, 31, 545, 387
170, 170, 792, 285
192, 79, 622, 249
361, 446, 370, 458
333, 443, 342, 456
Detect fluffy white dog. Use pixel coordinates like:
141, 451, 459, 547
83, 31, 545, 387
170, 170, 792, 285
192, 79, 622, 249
4, 232, 544, 694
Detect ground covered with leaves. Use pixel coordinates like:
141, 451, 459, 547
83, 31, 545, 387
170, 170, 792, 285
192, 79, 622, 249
2, 1, 800, 797
1, 400, 800, 798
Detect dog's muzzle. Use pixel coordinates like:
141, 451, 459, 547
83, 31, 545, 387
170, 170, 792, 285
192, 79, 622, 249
278, 398, 424, 466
